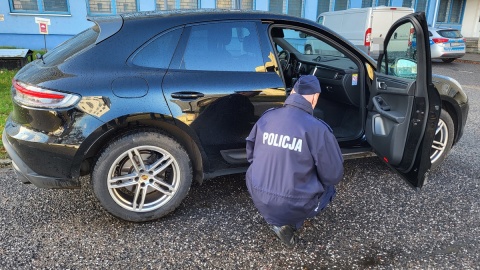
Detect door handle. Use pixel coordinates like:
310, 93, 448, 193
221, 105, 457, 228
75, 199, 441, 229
171, 92, 205, 99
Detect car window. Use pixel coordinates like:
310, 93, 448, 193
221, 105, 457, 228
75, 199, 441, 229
437, 29, 463, 38
380, 22, 417, 80
132, 28, 183, 69
180, 22, 264, 72
282, 29, 344, 58
43, 25, 99, 67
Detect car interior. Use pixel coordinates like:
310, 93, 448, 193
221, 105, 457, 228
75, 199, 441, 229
271, 27, 365, 142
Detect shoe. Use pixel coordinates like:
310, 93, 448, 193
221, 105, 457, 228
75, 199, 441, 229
270, 225, 297, 247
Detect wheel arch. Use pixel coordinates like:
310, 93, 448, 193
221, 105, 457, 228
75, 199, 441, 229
432, 74, 468, 146
73, 113, 207, 185
439, 95, 462, 146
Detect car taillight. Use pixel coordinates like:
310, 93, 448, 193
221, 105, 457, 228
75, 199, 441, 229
432, 38, 449, 44
12, 79, 80, 108
364, 28, 372, 47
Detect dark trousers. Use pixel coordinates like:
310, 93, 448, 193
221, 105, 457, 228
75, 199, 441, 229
314, 185, 336, 214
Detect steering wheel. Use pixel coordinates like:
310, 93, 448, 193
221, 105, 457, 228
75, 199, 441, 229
278, 50, 291, 71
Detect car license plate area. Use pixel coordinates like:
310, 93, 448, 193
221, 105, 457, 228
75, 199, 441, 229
450, 42, 464, 47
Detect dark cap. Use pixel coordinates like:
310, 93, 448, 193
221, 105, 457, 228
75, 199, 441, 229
294, 75, 321, 95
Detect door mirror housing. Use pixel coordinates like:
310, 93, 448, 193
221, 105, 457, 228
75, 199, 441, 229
394, 58, 417, 79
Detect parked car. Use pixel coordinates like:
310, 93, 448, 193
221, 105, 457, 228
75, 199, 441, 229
3, 10, 468, 222
428, 26, 466, 63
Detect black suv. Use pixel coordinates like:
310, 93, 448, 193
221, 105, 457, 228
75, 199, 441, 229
3, 10, 468, 222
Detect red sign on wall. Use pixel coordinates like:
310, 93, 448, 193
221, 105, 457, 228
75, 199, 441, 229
39, 22, 48, 34
35, 17, 50, 35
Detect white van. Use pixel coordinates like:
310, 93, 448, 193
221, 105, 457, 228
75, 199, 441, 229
313, 6, 414, 58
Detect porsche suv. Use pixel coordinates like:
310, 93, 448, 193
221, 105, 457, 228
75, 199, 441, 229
3, 10, 468, 222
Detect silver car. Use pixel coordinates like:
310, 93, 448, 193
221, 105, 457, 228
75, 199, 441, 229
429, 26, 466, 63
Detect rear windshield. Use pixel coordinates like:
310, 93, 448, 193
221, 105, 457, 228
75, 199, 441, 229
437, 29, 463, 38
43, 25, 99, 66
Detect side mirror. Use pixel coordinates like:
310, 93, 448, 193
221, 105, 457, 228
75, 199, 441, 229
395, 58, 417, 79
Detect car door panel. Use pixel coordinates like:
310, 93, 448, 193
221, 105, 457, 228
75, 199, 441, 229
367, 73, 414, 166
366, 12, 441, 188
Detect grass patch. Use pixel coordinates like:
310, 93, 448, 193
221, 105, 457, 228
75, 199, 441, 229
0, 69, 16, 159
0, 48, 41, 159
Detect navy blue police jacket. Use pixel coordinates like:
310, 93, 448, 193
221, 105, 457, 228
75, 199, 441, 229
246, 93, 344, 228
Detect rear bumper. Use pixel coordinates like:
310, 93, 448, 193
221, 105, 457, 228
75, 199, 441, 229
2, 131, 80, 189
430, 45, 465, 59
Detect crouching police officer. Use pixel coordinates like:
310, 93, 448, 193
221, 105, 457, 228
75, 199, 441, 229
245, 75, 344, 247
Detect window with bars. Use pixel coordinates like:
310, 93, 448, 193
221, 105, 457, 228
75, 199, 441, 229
449, 0, 463, 23
215, 0, 253, 9
10, 0, 69, 13
88, 0, 138, 15
334, 0, 348, 11
157, 0, 175, 10
402, 0, 412, 8
361, 0, 373, 8
415, 0, 427, 12
288, 0, 303, 17
240, 0, 253, 9
317, 0, 329, 15
217, 0, 235, 8
156, 0, 197, 10
268, 0, 302, 16
269, 0, 283, 14
376, 0, 389, 6
437, 0, 464, 24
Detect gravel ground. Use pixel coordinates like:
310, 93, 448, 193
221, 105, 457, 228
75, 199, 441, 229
0, 63, 479, 269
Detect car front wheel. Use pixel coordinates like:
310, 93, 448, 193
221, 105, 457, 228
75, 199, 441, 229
430, 110, 454, 170
92, 130, 192, 222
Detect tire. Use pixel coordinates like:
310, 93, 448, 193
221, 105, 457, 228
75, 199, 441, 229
441, 58, 455, 63
430, 110, 454, 170
92, 130, 192, 222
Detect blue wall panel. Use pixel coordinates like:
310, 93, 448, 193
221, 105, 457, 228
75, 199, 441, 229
0, 1, 93, 49
139, 0, 156, 11
350, 0, 362, 8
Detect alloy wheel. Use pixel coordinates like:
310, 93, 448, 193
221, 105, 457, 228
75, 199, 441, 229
107, 146, 181, 212
430, 118, 449, 164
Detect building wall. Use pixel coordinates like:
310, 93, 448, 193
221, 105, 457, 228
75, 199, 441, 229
0, 1, 94, 50
1, 0, 478, 50
461, 0, 480, 37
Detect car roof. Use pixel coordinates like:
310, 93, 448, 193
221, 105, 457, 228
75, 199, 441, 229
87, 9, 318, 29
119, 9, 306, 22
89, 9, 324, 46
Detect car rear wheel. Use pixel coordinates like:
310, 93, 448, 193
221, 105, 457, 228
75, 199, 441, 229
92, 130, 192, 222
441, 58, 455, 63
430, 110, 454, 170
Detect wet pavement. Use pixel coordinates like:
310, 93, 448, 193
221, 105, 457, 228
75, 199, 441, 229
0, 61, 479, 269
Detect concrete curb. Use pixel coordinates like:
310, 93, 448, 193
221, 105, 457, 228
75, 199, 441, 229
455, 58, 480, 64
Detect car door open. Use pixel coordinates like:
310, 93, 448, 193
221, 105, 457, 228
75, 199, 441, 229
366, 12, 441, 188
